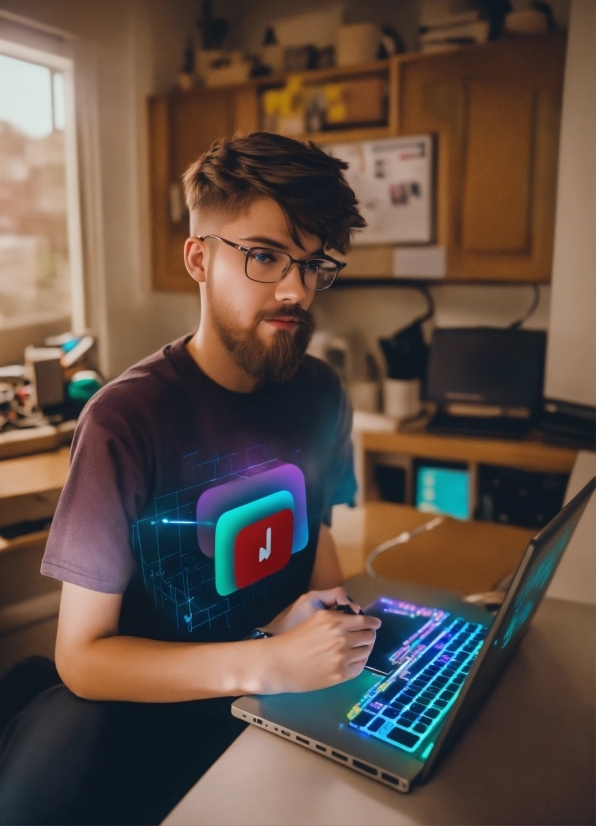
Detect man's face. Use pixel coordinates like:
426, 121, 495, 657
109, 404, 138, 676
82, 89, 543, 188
200, 198, 319, 383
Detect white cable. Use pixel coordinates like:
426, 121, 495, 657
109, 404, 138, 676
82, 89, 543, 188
365, 516, 445, 578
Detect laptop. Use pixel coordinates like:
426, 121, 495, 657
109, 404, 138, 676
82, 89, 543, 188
232, 477, 595, 792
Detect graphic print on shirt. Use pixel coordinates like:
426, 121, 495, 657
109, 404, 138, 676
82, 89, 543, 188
132, 444, 309, 633
195, 461, 308, 595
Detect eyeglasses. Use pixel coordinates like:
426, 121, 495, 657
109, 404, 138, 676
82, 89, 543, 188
196, 235, 346, 291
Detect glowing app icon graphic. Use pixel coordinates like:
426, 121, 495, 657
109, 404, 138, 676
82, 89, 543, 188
214, 490, 295, 596
196, 462, 308, 559
234, 507, 293, 590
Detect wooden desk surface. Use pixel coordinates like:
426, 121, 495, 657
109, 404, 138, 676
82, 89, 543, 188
0, 447, 70, 528
331, 502, 535, 595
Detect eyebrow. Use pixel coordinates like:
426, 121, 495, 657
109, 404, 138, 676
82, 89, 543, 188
240, 235, 325, 257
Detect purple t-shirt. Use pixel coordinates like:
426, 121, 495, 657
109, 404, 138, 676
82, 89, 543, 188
42, 335, 356, 643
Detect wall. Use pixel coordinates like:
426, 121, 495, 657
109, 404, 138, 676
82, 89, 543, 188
0, 0, 200, 378
544, 0, 595, 407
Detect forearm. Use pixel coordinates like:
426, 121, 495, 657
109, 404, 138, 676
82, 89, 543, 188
56, 634, 270, 703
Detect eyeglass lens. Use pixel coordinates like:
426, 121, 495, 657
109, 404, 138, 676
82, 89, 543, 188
246, 249, 337, 290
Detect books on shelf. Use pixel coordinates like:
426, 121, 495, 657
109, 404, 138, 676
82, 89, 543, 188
419, 0, 490, 52
419, 20, 490, 44
420, 0, 482, 28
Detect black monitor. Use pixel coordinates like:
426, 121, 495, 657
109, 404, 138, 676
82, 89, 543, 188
425, 328, 547, 409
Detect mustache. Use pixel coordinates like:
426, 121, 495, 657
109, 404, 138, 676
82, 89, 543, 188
258, 306, 314, 324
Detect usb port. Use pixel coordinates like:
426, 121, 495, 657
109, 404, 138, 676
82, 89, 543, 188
296, 736, 309, 745
281, 730, 290, 737
331, 751, 348, 762
253, 717, 262, 724
315, 744, 326, 752
353, 759, 377, 776
381, 772, 399, 785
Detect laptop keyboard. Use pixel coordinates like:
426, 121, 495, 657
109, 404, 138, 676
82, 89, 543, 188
349, 618, 488, 753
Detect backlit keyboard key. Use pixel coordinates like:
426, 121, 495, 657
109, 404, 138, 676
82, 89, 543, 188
367, 717, 384, 732
387, 726, 419, 748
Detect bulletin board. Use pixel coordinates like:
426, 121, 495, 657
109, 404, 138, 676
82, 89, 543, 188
327, 135, 434, 245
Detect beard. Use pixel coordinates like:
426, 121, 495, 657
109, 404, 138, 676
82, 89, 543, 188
206, 279, 316, 384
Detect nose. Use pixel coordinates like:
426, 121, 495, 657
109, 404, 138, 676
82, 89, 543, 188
274, 261, 309, 304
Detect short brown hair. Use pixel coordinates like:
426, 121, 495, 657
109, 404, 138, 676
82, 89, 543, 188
182, 131, 365, 254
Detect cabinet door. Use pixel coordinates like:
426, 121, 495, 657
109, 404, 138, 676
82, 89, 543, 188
399, 35, 565, 282
148, 88, 258, 290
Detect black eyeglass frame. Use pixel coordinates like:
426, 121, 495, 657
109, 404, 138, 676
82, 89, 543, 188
196, 234, 346, 291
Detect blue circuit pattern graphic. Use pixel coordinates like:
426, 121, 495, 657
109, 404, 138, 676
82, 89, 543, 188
132, 443, 301, 634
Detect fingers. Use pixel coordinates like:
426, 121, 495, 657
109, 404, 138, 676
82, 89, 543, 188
305, 588, 367, 616
335, 613, 381, 632
310, 586, 350, 609
345, 628, 377, 650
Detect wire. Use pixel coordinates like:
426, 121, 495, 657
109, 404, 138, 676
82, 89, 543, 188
415, 284, 435, 325
365, 516, 445, 578
509, 284, 540, 329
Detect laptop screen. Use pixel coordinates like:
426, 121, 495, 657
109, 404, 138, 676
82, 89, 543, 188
420, 476, 595, 778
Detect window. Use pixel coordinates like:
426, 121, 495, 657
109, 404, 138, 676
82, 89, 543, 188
0, 38, 84, 335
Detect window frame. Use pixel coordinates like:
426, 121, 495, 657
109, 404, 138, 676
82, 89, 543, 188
0, 36, 86, 334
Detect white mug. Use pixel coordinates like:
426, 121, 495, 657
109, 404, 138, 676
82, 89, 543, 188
383, 378, 421, 420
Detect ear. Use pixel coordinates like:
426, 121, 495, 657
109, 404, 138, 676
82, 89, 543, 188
184, 237, 208, 284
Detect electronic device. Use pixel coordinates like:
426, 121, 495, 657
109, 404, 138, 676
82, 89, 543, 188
413, 460, 470, 520
24, 346, 65, 410
538, 398, 596, 450
232, 477, 595, 792
424, 327, 547, 439
476, 465, 568, 529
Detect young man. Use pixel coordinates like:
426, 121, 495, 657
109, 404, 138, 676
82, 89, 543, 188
0, 132, 380, 824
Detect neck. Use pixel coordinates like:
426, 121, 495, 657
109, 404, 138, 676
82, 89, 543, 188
186, 320, 262, 394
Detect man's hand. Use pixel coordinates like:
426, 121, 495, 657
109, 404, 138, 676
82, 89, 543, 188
261, 608, 381, 694
261, 587, 362, 636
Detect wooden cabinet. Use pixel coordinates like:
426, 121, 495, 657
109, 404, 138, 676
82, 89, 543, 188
148, 87, 259, 290
398, 35, 566, 282
147, 35, 565, 289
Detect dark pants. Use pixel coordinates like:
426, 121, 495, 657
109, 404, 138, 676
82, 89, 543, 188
0, 684, 246, 825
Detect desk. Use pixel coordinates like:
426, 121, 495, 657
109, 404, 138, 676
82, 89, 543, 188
0, 447, 70, 673
0, 446, 70, 529
331, 502, 535, 594
163, 590, 595, 826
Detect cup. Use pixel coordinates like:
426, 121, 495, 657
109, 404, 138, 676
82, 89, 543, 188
383, 378, 421, 421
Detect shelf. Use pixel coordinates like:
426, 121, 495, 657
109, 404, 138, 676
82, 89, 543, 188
243, 59, 392, 90
360, 430, 577, 476
299, 125, 393, 145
